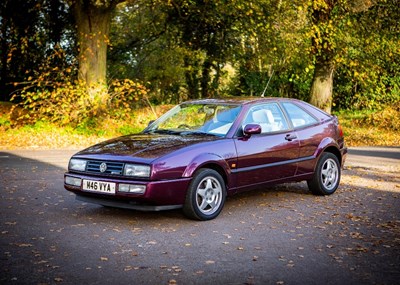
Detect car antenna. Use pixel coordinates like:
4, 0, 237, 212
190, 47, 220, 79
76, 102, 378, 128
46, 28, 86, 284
261, 70, 274, 97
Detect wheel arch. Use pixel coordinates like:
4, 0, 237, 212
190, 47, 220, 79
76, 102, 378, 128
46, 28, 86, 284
315, 138, 342, 167
182, 153, 231, 190
198, 163, 228, 188
323, 146, 342, 167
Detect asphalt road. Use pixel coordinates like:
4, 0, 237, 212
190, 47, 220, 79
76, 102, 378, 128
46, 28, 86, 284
0, 147, 399, 285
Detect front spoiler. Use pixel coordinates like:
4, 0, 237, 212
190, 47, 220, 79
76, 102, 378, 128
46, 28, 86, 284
75, 194, 183, 212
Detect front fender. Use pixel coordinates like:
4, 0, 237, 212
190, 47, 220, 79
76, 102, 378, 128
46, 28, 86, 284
182, 153, 231, 178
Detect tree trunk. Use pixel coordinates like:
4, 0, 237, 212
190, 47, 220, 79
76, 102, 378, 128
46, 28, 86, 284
310, 59, 335, 113
211, 61, 221, 97
309, 0, 337, 113
184, 55, 201, 99
200, 59, 212, 98
71, 0, 120, 107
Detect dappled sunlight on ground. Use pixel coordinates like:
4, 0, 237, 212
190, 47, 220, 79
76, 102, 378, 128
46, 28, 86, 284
342, 167, 400, 193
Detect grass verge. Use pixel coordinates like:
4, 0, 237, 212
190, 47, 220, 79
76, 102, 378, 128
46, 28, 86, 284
0, 103, 172, 150
335, 104, 400, 146
1, 102, 399, 149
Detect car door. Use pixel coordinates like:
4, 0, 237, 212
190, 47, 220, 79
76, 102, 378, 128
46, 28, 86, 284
233, 103, 299, 190
281, 102, 324, 175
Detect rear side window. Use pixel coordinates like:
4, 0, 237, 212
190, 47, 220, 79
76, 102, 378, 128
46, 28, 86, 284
282, 102, 318, 128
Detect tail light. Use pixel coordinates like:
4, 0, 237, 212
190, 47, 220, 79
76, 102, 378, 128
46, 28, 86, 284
338, 124, 344, 137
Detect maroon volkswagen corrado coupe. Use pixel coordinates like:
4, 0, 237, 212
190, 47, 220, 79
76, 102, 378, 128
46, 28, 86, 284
64, 97, 347, 220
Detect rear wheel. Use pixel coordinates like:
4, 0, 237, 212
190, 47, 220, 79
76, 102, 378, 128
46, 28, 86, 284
183, 169, 226, 221
307, 152, 341, 195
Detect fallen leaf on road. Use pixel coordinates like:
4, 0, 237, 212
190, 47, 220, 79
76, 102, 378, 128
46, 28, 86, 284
16, 243, 33, 247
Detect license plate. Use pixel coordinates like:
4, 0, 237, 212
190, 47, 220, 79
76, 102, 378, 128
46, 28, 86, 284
82, 180, 116, 194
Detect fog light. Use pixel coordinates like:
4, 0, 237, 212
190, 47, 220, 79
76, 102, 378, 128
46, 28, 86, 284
65, 176, 82, 187
119, 184, 146, 194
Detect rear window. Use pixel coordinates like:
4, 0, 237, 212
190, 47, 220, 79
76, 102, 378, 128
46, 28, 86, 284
282, 102, 318, 128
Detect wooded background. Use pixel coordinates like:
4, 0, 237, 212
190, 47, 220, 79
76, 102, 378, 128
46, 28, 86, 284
1, 0, 399, 124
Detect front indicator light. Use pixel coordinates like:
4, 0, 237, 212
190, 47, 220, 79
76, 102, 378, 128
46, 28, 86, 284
119, 184, 146, 194
65, 176, 82, 187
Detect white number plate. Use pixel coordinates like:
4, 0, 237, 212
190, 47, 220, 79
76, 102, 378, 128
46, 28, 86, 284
82, 180, 116, 194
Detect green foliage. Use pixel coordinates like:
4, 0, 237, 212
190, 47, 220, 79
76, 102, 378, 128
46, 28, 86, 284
109, 0, 188, 103
0, 115, 11, 128
361, 101, 400, 131
10, 48, 150, 128
108, 79, 151, 118
335, 103, 400, 146
332, 0, 400, 110
2, 0, 400, 117
0, 102, 12, 128
12, 81, 87, 125
0, 0, 73, 101
117, 124, 143, 136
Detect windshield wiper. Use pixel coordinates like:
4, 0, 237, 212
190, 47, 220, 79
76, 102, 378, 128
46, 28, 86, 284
180, 131, 219, 137
150, 129, 181, 135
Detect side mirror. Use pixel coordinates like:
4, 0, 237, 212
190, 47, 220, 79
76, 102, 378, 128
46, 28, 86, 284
243, 124, 261, 138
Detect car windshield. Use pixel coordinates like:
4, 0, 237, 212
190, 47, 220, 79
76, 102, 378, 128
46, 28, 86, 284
145, 103, 241, 136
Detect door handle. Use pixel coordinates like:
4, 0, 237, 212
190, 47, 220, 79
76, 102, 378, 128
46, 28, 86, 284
285, 134, 297, 141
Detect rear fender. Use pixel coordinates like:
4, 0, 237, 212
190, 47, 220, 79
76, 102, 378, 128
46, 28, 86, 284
313, 137, 341, 162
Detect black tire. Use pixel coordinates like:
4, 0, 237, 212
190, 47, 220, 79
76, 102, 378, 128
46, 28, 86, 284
307, 152, 341, 195
183, 168, 226, 221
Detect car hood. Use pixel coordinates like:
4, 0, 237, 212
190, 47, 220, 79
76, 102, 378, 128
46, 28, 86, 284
74, 133, 221, 162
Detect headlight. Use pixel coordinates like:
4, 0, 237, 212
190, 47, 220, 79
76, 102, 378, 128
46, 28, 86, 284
124, 164, 151, 177
69, 159, 87, 171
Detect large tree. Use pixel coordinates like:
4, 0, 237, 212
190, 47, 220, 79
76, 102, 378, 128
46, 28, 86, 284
68, 0, 125, 105
308, 0, 339, 113
308, 0, 378, 113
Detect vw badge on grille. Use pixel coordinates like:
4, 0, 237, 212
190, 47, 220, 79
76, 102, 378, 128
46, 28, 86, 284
99, 162, 107, 173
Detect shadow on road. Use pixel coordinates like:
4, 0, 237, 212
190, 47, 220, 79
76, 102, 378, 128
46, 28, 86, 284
349, 147, 400, 160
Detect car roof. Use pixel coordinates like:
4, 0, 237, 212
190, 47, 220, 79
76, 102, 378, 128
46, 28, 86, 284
182, 97, 293, 106
182, 97, 331, 119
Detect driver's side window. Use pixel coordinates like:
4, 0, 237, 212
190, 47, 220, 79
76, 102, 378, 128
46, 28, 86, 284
244, 103, 289, 133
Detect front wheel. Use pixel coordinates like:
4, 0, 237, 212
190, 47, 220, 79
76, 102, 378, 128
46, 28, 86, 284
307, 152, 341, 195
183, 169, 226, 221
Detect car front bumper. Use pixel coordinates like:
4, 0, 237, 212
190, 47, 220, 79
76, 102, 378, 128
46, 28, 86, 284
64, 172, 191, 209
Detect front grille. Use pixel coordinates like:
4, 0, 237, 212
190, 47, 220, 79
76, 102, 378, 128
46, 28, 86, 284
86, 161, 124, 175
